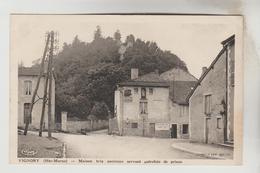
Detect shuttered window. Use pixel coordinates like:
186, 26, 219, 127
24, 80, 32, 95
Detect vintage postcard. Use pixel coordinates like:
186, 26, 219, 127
9, 14, 243, 165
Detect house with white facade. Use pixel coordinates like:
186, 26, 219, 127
18, 67, 55, 130
111, 68, 197, 138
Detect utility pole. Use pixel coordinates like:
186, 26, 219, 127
39, 33, 51, 136
48, 31, 54, 138
23, 31, 58, 137
24, 33, 51, 136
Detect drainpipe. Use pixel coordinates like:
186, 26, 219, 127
142, 116, 145, 137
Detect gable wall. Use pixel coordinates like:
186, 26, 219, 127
189, 50, 227, 144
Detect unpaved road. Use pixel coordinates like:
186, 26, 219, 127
52, 130, 205, 159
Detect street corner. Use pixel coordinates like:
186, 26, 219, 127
171, 141, 234, 160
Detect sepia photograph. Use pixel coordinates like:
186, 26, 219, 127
9, 14, 243, 165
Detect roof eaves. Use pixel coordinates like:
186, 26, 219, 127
185, 44, 228, 102
221, 34, 235, 46
118, 81, 170, 87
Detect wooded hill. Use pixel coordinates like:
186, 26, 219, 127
43, 26, 188, 120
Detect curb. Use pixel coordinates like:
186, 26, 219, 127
171, 144, 225, 160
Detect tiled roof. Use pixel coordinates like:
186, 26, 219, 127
160, 68, 197, 81
118, 71, 196, 103
118, 71, 169, 88
169, 81, 197, 104
134, 72, 166, 82
119, 81, 170, 87
18, 67, 51, 78
18, 67, 41, 76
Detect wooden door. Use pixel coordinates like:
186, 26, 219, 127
171, 124, 177, 138
205, 118, 209, 143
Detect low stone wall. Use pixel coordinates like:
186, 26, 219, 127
64, 119, 108, 133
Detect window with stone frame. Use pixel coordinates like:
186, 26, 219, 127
217, 118, 221, 129
204, 94, 212, 115
182, 124, 189, 134
24, 80, 32, 95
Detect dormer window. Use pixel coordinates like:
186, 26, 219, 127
24, 80, 32, 95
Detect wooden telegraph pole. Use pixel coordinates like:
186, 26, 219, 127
39, 31, 54, 137
24, 33, 51, 136
24, 31, 57, 137
39, 33, 51, 136
48, 31, 54, 138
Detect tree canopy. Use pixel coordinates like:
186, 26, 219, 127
49, 26, 188, 120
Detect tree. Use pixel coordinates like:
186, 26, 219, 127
114, 30, 121, 42
125, 34, 135, 44
94, 25, 102, 40
72, 35, 81, 47
53, 28, 188, 120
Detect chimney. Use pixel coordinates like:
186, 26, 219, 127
131, 68, 138, 80
202, 66, 207, 75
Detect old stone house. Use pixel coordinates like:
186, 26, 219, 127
18, 67, 55, 130
187, 35, 235, 145
167, 81, 197, 138
112, 68, 196, 138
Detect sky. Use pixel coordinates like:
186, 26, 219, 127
10, 15, 243, 78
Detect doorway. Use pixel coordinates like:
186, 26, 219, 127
149, 123, 155, 137
205, 118, 210, 143
171, 124, 177, 138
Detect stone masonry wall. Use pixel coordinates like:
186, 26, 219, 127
190, 50, 227, 144
66, 119, 108, 133
119, 86, 170, 138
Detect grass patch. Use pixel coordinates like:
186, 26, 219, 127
18, 133, 63, 158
